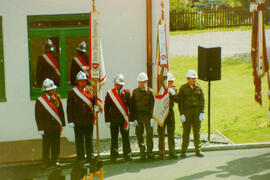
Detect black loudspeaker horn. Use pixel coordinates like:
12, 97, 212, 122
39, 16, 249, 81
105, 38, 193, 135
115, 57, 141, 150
198, 46, 221, 81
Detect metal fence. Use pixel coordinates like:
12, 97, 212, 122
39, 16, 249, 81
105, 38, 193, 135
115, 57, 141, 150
170, 9, 254, 31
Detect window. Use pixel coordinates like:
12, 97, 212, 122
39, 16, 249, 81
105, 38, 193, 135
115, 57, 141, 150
0, 16, 6, 102
27, 14, 90, 100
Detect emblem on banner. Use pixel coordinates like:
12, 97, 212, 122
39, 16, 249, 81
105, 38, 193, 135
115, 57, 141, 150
92, 63, 100, 70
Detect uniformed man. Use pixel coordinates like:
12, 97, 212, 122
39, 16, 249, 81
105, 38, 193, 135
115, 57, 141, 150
70, 41, 89, 86
157, 72, 178, 159
36, 39, 60, 87
130, 72, 155, 160
104, 74, 134, 162
35, 78, 65, 167
178, 69, 205, 158
67, 71, 95, 162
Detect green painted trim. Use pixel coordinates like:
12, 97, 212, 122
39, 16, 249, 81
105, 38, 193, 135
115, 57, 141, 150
0, 16, 7, 102
27, 13, 89, 22
27, 14, 89, 100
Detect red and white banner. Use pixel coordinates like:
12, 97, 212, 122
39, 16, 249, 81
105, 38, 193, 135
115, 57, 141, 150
38, 95, 62, 127
108, 89, 129, 128
42, 53, 60, 76
73, 56, 89, 76
250, 1, 270, 105
89, 11, 107, 109
73, 86, 94, 109
153, 22, 170, 127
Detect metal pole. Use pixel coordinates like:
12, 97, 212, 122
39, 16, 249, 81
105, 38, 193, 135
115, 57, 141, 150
163, 125, 165, 160
147, 0, 152, 88
208, 81, 211, 141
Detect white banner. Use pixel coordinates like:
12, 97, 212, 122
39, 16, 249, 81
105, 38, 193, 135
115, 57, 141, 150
90, 12, 101, 79
158, 24, 168, 65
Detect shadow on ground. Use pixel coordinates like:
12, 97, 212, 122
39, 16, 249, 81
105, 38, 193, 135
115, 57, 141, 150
103, 158, 179, 178
175, 152, 270, 180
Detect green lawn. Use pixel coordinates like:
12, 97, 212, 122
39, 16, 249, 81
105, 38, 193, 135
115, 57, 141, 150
171, 56, 270, 143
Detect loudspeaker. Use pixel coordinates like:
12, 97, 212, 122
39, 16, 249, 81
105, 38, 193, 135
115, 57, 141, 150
198, 46, 221, 81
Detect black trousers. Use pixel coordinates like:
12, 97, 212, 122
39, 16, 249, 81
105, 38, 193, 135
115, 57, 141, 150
42, 130, 60, 164
74, 124, 94, 161
158, 110, 175, 154
182, 108, 201, 153
110, 122, 131, 159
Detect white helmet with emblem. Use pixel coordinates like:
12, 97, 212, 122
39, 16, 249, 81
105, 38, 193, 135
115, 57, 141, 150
167, 72, 175, 81
76, 71, 88, 81
114, 74, 125, 86
186, 69, 198, 79
76, 41, 87, 53
137, 72, 148, 82
42, 78, 57, 91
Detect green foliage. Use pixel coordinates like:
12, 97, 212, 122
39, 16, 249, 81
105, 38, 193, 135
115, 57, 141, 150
171, 56, 270, 143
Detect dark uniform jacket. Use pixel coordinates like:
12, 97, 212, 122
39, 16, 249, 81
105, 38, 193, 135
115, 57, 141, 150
70, 54, 89, 86
178, 83, 205, 114
130, 87, 154, 121
36, 53, 60, 87
67, 87, 95, 125
104, 89, 131, 123
35, 93, 65, 131
169, 86, 179, 110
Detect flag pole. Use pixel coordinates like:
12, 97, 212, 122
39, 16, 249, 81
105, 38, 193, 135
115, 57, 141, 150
160, 0, 166, 160
90, 0, 100, 157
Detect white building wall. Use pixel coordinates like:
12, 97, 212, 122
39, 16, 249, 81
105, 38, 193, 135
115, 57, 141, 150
0, 0, 169, 142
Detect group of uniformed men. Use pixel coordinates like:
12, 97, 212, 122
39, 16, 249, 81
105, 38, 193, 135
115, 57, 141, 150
35, 40, 205, 167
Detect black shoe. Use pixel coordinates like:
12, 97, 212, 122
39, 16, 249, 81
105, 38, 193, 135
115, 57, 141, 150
169, 152, 178, 159
140, 155, 146, 161
111, 157, 117, 163
180, 153, 186, 158
147, 154, 155, 161
124, 154, 133, 161
158, 154, 164, 160
195, 151, 204, 157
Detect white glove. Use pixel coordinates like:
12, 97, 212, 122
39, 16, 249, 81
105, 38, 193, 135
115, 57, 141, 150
199, 113, 205, 121
94, 105, 99, 113
150, 118, 156, 127
180, 114, 186, 123
168, 88, 176, 95
38, 130, 44, 136
134, 120, 138, 126
68, 122, 75, 128
82, 66, 89, 72
129, 121, 137, 127
106, 122, 111, 128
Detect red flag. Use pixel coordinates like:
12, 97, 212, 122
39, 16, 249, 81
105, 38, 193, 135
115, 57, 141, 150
250, 2, 269, 105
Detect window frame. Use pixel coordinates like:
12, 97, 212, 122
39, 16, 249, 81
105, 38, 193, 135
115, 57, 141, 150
27, 14, 90, 100
0, 16, 6, 102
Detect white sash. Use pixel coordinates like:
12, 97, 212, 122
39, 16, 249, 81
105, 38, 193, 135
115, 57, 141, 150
42, 54, 60, 76
108, 89, 129, 122
38, 95, 62, 126
73, 56, 89, 76
73, 87, 93, 108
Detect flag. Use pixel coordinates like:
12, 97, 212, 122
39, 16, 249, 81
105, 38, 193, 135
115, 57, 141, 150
250, 1, 269, 105
152, 4, 170, 127
89, 10, 106, 114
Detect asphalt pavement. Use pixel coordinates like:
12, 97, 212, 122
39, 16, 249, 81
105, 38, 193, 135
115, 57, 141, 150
102, 147, 270, 180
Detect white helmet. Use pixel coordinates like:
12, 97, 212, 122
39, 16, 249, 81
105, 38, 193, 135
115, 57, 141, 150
186, 69, 198, 79
137, 72, 148, 82
76, 71, 88, 81
76, 41, 87, 53
114, 74, 125, 86
42, 78, 57, 91
167, 72, 175, 81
